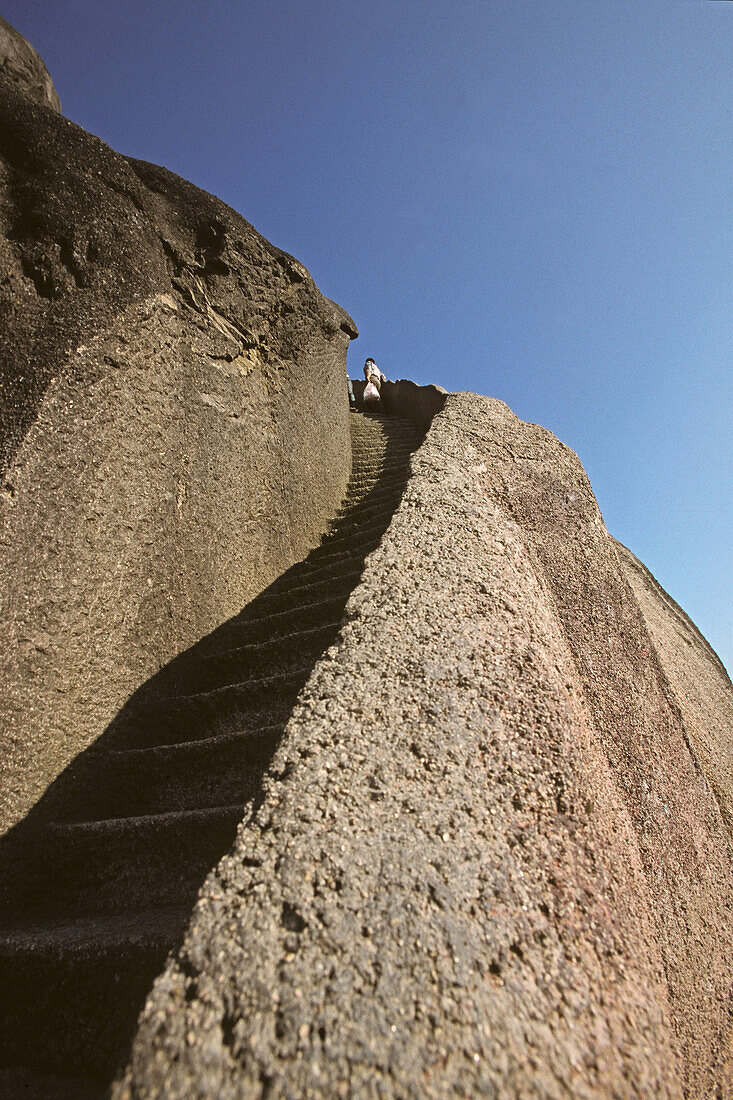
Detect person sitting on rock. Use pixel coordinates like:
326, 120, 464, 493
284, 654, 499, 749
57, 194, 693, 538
363, 358, 386, 406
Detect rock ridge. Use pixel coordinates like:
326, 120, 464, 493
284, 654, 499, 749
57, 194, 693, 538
117, 393, 733, 1099
2, 20, 732, 1099
0, 16, 61, 113
0, 36, 357, 835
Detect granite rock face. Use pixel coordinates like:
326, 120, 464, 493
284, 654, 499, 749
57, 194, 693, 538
116, 393, 733, 1100
616, 540, 733, 836
0, 16, 61, 113
0, 36, 357, 833
4, 19, 733, 1100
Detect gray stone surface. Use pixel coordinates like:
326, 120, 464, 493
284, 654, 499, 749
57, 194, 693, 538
0, 16, 61, 112
116, 394, 733, 1099
0, 54, 356, 833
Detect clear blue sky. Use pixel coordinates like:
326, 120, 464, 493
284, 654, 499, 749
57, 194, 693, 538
5, 1, 731, 673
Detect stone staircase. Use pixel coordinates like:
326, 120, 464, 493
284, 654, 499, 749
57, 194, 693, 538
0, 409, 424, 1095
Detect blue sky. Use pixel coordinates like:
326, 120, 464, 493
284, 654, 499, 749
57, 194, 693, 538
6, 1, 731, 673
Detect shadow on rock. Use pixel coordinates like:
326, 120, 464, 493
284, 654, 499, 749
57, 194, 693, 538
0, 410, 422, 1093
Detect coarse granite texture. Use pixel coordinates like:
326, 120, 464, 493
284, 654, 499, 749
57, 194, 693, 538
616, 540, 733, 835
0, 15, 61, 113
116, 394, 733, 1099
0, 33, 357, 833
0, 411, 423, 1095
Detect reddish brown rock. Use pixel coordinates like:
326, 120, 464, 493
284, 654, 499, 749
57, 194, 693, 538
116, 394, 733, 1099
3, 18, 732, 1100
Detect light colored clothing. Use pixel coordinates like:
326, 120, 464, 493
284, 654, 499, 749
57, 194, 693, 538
364, 363, 386, 388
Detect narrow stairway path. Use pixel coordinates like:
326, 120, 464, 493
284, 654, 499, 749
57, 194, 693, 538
0, 409, 424, 1097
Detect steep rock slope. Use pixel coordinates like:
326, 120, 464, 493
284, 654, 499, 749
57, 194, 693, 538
0, 23, 357, 834
0, 410, 425, 1095
616, 541, 733, 838
0, 15, 61, 112
118, 393, 733, 1100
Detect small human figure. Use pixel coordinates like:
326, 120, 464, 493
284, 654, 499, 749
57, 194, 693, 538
363, 358, 386, 406
364, 358, 386, 388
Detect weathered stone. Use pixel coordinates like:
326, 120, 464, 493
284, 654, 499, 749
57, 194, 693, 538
0, 44, 356, 834
0, 410, 421, 1092
3, 19, 732, 1100
116, 394, 733, 1099
616, 540, 733, 836
0, 16, 61, 113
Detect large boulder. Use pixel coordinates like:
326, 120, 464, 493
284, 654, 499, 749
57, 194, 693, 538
0, 16, 61, 113
4, 18, 732, 1098
0, 34, 357, 834
117, 393, 733, 1099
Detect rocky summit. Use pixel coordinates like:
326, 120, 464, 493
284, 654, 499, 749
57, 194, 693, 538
1, 19, 732, 1100
0, 15, 357, 842
0, 16, 60, 113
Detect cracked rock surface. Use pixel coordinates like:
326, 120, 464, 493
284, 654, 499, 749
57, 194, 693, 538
117, 394, 733, 1099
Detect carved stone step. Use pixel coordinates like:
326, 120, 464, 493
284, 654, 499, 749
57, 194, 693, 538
0, 905, 188, 1078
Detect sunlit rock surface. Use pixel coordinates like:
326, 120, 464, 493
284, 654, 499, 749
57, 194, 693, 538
117, 394, 733, 1100
0, 15, 61, 112
2, 19, 732, 1100
0, 19, 356, 834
